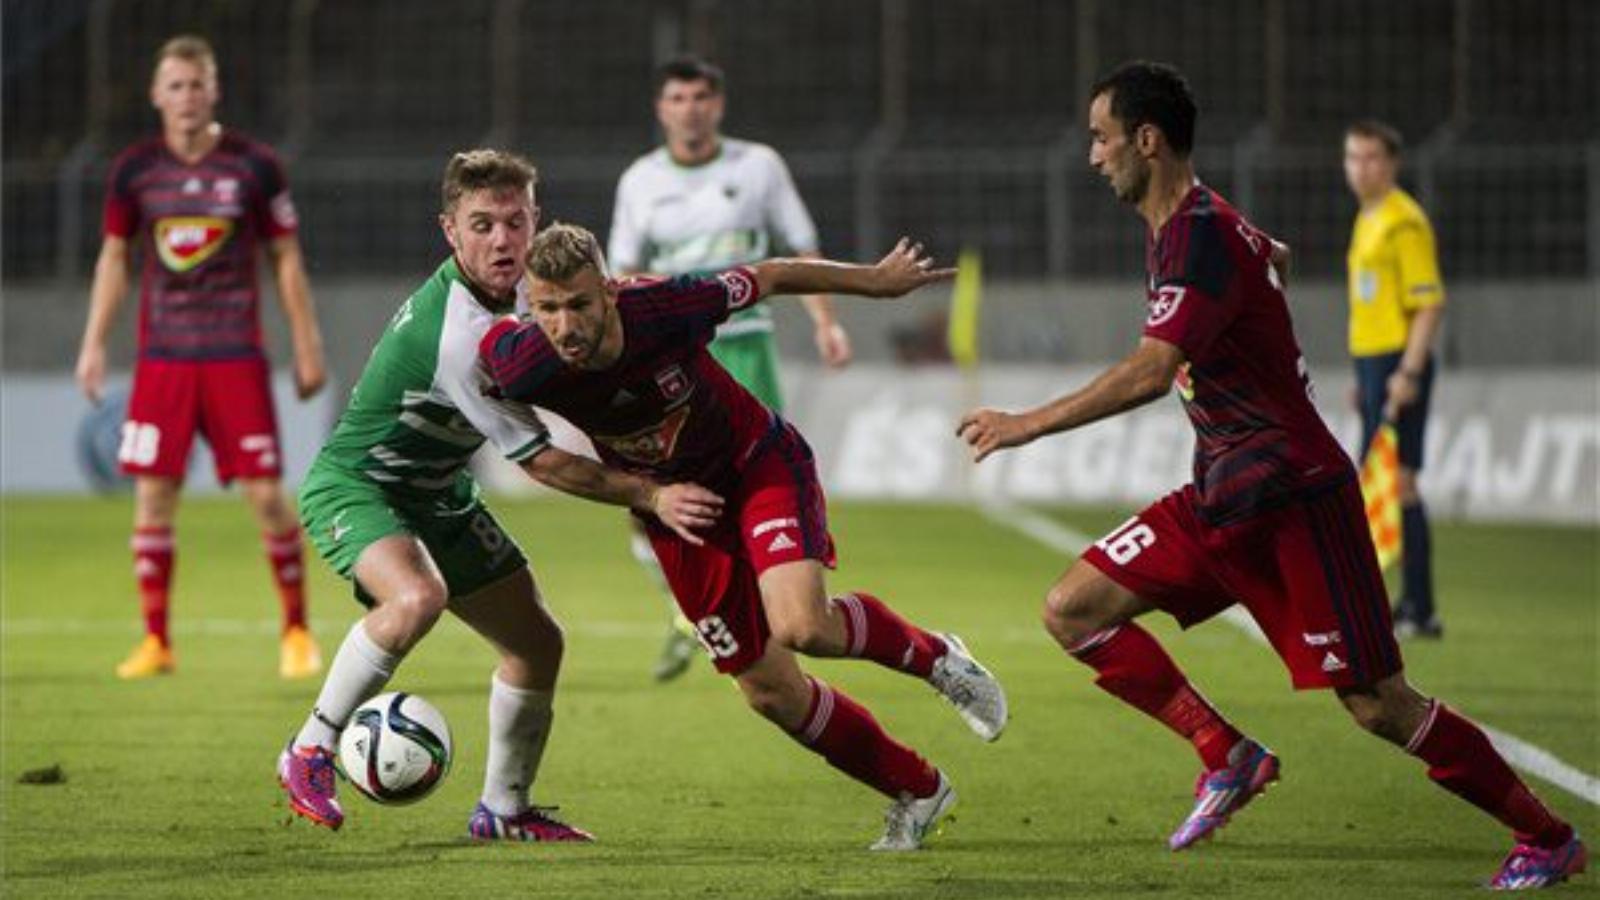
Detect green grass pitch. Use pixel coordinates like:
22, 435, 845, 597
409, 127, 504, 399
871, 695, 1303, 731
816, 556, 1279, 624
2, 495, 1595, 898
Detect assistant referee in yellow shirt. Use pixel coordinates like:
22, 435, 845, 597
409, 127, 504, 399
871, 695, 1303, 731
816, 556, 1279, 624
1344, 120, 1446, 639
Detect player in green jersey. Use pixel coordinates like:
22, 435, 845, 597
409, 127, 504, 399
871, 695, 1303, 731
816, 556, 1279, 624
277, 150, 721, 839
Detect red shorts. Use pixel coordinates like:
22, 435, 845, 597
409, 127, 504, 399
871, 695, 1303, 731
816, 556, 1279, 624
644, 428, 836, 675
120, 357, 283, 483
1082, 479, 1402, 690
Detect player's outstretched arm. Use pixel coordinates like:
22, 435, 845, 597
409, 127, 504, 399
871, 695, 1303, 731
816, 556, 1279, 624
750, 238, 956, 301
957, 337, 1184, 463
268, 235, 328, 399
521, 447, 724, 545
75, 236, 132, 405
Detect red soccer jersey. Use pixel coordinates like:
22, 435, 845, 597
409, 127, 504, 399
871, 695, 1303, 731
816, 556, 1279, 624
1142, 184, 1353, 525
102, 130, 299, 361
478, 268, 775, 493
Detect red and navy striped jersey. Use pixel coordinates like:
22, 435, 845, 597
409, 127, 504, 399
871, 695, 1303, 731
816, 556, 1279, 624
1143, 184, 1353, 525
102, 130, 298, 361
478, 267, 773, 492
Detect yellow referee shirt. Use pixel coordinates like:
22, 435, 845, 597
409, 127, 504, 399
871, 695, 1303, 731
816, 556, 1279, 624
1346, 188, 1445, 356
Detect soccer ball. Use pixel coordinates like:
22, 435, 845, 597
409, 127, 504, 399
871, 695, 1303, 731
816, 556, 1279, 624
337, 692, 453, 804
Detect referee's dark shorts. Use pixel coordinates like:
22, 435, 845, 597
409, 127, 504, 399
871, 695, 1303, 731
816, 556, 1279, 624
1354, 351, 1435, 470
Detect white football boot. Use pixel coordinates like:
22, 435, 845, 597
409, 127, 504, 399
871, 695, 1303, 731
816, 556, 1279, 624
870, 771, 957, 851
928, 633, 1008, 741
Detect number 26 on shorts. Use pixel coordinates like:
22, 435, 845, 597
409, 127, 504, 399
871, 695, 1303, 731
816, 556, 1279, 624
1095, 515, 1157, 565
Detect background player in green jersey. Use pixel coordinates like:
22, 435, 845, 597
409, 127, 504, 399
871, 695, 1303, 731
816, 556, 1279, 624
609, 55, 851, 679
278, 150, 721, 839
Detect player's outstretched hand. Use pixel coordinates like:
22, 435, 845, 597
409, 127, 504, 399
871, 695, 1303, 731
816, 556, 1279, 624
868, 238, 958, 297
956, 408, 1036, 463
652, 482, 725, 546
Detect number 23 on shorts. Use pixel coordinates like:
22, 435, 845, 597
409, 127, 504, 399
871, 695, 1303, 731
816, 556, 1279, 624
1095, 515, 1157, 565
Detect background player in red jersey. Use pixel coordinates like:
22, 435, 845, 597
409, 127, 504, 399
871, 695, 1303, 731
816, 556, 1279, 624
73, 35, 328, 681
480, 225, 1007, 850
957, 61, 1584, 890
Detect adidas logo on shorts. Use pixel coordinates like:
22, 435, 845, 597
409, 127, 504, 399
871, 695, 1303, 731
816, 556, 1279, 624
1321, 651, 1347, 673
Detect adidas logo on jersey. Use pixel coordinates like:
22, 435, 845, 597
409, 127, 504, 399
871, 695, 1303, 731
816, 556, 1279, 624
767, 532, 798, 553
1320, 651, 1347, 673
610, 388, 637, 407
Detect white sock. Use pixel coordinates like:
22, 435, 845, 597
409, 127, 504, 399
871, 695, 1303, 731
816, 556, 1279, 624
480, 675, 554, 817
294, 620, 402, 750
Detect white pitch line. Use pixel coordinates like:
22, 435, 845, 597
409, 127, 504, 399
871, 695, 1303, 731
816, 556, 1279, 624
978, 498, 1600, 808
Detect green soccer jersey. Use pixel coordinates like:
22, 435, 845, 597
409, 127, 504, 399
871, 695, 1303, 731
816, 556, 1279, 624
306, 257, 549, 504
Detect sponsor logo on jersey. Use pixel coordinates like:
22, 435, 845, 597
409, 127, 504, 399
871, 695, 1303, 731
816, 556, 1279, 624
751, 517, 799, 538
1146, 284, 1186, 326
154, 216, 234, 272
655, 365, 690, 400
593, 404, 690, 465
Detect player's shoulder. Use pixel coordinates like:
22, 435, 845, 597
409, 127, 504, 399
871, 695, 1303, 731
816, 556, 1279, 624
108, 136, 166, 177
724, 137, 787, 171
618, 147, 672, 188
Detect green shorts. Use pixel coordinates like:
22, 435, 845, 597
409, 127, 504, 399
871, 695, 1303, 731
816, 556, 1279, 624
298, 467, 526, 607
709, 331, 783, 412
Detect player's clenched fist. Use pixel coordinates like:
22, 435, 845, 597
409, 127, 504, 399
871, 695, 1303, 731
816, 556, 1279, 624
650, 482, 725, 546
956, 408, 1036, 463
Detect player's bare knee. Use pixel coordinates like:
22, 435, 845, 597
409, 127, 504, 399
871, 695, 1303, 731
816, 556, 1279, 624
392, 582, 449, 633
739, 678, 805, 727
1041, 578, 1099, 647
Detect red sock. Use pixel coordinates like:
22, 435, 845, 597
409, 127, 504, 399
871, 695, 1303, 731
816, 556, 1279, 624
1068, 624, 1243, 770
832, 592, 947, 677
1408, 701, 1573, 849
131, 526, 174, 647
264, 528, 308, 632
789, 676, 940, 800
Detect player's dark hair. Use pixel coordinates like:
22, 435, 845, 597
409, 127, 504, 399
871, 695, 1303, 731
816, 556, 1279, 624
440, 149, 538, 214
1346, 119, 1404, 158
1090, 60, 1198, 156
154, 34, 216, 79
654, 54, 725, 97
527, 222, 609, 282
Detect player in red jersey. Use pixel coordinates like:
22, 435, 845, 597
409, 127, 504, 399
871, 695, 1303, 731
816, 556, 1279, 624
957, 61, 1583, 889
74, 35, 328, 681
480, 225, 1007, 850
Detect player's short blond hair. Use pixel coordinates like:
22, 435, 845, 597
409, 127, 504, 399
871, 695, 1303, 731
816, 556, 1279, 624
440, 149, 538, 215
154, 34, 217, 79
526, 223, 609, 282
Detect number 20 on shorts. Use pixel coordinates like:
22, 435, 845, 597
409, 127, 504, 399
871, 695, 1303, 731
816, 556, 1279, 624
1096, 515, 1157, 565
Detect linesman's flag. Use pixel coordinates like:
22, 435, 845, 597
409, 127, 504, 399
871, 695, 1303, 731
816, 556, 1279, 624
1360, 423, 1402, 571
947, 248, 983, 369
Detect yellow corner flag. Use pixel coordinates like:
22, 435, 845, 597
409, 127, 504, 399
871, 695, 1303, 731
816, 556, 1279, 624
947, 248, 983, 369
1360, 423, 1402, 571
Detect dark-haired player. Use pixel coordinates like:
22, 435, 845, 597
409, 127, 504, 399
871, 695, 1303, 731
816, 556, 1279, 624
957, 60, 1583, 890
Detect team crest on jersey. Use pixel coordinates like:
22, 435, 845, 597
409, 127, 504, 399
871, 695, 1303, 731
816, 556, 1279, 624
594, 405, 691, 465
214, 178, 240, 204
655, 365, 690, 400
1146, 284, 1186, 326
716, 269, 757, 310
154, 217, 234, 273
